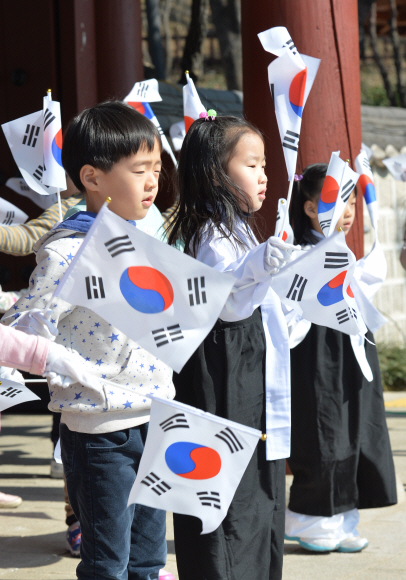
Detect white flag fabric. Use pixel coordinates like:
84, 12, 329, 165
0, 197, 28, 226
183, 72, 206, 132
2, 111, 58, 197
0, 379, 40, 412
124, 79, 162, 104
128, 396, 261, 534
5, 178, 57, 210
318, 152, 359, 237
271, 231, 367, 335
53, 206, 235, 372
383, 153, 406, 181
124, 99, 176, 164
274, 198, 294, 243
354, 150, 378, 230
42, 98, 67, 190
258, 26, 320, 181
169, 121, 186, 151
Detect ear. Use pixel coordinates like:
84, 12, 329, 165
80, 165, 100, 192
304, 199, 318, 219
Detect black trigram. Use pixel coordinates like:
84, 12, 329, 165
283, 130, 299, 152
156, 123, 165, 138
188, 277, 207, 306
19, 182, 30, 191
104, 235, 135, 257
215, 427, 244, 453
270, 83, 275, 106
85, 276, 105, 299
140, 472, 171, 496
22, 124, 40, 147
336, 307, 357, 325
43, 108, 56, 130
283, 37, 297, 55
135, 82, 149, 99
2, 212, 15, 226
324, 252, 349, 269
152, 324, 184, 347
197, 491, 221, 509
362, 157, 371, 172
320, 219, 331, 233
33, 165, 44, 181
0, 386, 22, 398
286, 274, 307, 301
341, 179, 355, 203
159, 413, 189, 432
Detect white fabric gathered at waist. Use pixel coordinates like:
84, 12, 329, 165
285, 507, 360, 542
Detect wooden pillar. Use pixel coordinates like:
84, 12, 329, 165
95, 0, 144, 101
241, 0, 363, 258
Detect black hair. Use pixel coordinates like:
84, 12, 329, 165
290, 163, 328, 245
167, 116, 265, 256
62, 101, 162, 192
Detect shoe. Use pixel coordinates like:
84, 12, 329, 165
66, 521, 81, 557
338, 535, 368, 552
285, 533, 300, 541
0, 491, 23, 508
298, 538, 340, 552
159, 571, 175, 580
50, 458, 64, 479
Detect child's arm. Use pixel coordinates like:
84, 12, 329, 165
2, 242, 74, 331
0, 325, 49, 375
197, 234, 285, 322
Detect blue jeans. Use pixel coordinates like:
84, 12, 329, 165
60, 422, 166, 580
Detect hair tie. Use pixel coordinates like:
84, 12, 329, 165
200, 109, 217, 121
294, 174, 303, 181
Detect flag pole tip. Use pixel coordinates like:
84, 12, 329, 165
281, 200, 285, 204
345, 159, 350, 163
185, 70, 189, 74
47, 88, 52, 93
106, 197, 112, 203
261, 433, 267, 441
337, 227, 343, 232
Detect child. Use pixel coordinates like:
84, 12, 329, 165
285, 164, 397, 552
2, 101, 175, 580
168, 115, 292, 580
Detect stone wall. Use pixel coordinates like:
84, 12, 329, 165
365, 161, 406, 345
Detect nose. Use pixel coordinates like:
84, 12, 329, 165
260, 170, 268, 184
145, 171, 158, 191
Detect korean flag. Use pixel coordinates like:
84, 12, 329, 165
354, 149, 378, 230
42, 97, 67, 190
0, 379, 40, 412
2, 111, 58, 197
271, 231, 367, 336
54, 205, 236, 372
128, 396, 261, 534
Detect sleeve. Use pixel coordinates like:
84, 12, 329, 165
196, 234, 272, 322
1, 242, 74, 330
0, 325, 49, 375
0, 194, 84, 256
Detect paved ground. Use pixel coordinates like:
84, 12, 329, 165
0, 392, 405, 580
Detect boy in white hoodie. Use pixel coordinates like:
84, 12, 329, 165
3, 101, 174, 580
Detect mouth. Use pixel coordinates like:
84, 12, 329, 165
258, 190, 267, 200
142, 195, 154, 206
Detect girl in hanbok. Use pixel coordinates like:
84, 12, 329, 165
285, 163, 397, 553
168, 113, 292, 580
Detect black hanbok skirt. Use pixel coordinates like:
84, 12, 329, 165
173, 308, 285, 580
288, 324, 397, 517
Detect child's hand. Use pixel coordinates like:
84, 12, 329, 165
13, 308, 58, 341
45, 343, 102, 391
265, 236, 302, 273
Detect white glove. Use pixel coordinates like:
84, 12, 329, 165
45, 343, 103, 391
13, 308, 58, 341
264, 236, 302, 274
0, 366, 25, 385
